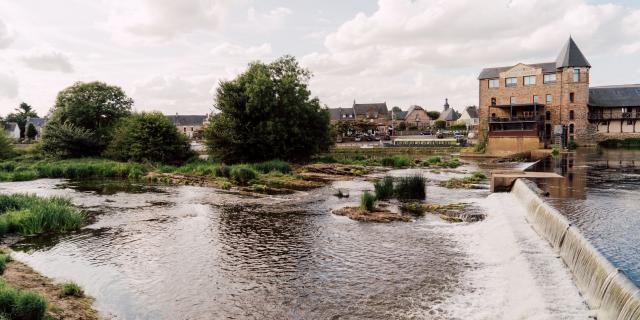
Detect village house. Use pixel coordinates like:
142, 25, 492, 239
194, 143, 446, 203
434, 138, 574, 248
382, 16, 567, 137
437, 98, 460, 127
478, 36, 640, 153
457, 106, 480, 129
26, 117, 47, 141
166, 114, 209, 139
392, 105, 432, 130
3, 122, 20, 140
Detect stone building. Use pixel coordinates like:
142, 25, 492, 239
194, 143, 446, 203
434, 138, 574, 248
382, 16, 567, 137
166, 114, 209, 139
478, 37, 595, 153
437, 99, 459, 126
391, 105, 432, 130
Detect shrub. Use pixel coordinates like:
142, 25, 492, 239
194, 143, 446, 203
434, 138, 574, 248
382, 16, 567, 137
0, 284, 18, 315
61, 282, 84, 297
105, 112, 192, 164
230, 166, 257, 185
14, 290, 47, 320
394, 175, 426, 200
0, 254, 11, 275
0, 194, 85, 236
251, 160, 291, 174
374, 176, 394, 200
568, 140, 579, 150
552, 147, 560, 157
381, 155, 410, 168
0, 131, 15, 160
40, 122, 98, 158
214, 164, 231, 178
423, 156, 442, 166
359, 191, 376, 212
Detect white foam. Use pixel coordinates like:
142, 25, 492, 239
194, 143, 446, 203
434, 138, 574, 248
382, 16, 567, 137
442, 193, 591, 319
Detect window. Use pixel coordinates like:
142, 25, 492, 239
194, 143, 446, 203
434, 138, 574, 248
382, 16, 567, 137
488, 79, 499, 88
190, 127, 194, 131
533, 95, 539, 104
543, 74, 557, 84
491, 113, 496, 118
183, 127, 187, 133
546, 94, 552, 104
569, 124, 574, 134
546, 111, 551, 121
505, 77, 517, 87
573, 68, 580, 82
510, 96, 516, 104
570, 92, 575, 103
524, 75, 536, 86
491, 98, 497, 106
569, 110, 575, 120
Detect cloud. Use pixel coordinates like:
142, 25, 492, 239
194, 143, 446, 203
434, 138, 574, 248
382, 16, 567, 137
20, 50, 74, 73
210, 42, 272, 60
106, 0, 236, 39
246, 7, 292, 31
302, 0, 640, 109
0, 19, 13, 49
0, 72, 18, 98
132, 75, 218, 113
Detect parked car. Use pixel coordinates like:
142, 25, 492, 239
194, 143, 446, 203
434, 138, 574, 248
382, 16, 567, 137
421, 130, 432, 135
436, 131, 444, 139
354, 136, 362, 142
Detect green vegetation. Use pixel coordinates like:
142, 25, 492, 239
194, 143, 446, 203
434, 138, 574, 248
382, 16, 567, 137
599, 138, 640, 148
552, 147, 560, 157
205, 56, 332, 163
393, 175, 427, 200
26, 124, 37, 142
42, 81, 133, 158
568, 140, 579, 150
105, 112, 192, 164
380, 155, 410, 168
0, 194, 85, 236
4, 103, 38, 140
439, 171, 487, 189
399, 202, 426, 215
333, 189, 349, 198
0, 158, 147, 182
251, 160, 291, 174
230, 165, 257, 185
0, 254, 11, 275
422, 156, 461, 168
0, 131, 15, 160
61, 282, 84, 298
359, 191, 376, 212
0, 280, 48, 320
373, 176, 394, 200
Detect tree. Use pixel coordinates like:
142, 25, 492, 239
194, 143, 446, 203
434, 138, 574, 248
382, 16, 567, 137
105, 112, 192, 164
41, 122, 96, 158
44, 81, 133, 156
434, 120, 447, 129
205, 56, 333, 163
397, 122, 407, 131
5, 102, 38, 139
26, 123, 38, 141
0, 130, 15, 159
427, 111, 440, 120
392, 106, 402, 112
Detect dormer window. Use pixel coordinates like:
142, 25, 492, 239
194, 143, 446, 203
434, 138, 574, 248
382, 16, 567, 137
505, 77, 517, 87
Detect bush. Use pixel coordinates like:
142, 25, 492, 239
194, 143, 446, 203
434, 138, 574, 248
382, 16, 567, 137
552, 147, 560, 157
381, 155, 410, 168
204, 56, 333, 163
251, 160, 291, 174
359, 191, 376, 212
14, 290, 47, 320
374, 176, 394, 200
423, 156, 442, 165
0, 131, 15, 160
230, 166, 257, 185
105, 112, 192, 164
0, 284, 18, 316
214, 164, 231, 178
0, 255, 11, 275
61, 282, 84, 297
0, 194, 85, 236
40, 122, 98, 158
394, 175, 426, 200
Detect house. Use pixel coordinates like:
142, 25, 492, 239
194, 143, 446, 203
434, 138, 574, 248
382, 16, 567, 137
458, 106, 479, 129
25, 117, 47, 140
437, 98, 459, 126
4, 122, 20, 140
392, 105, 432, 130
166, 114, 209, 139
328, 107, 356, 122
477, 36, 640, 153
328, 101, 391, 134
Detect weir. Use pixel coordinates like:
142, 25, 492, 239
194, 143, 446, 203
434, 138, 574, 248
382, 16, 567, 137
511, 179, 640, 320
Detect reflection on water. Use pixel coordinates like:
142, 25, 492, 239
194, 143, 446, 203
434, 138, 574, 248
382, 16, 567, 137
0, 176, 482, 320
532, 148, 640, 286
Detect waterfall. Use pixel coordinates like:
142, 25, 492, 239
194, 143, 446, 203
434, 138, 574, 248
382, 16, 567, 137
511, 179, 640, 320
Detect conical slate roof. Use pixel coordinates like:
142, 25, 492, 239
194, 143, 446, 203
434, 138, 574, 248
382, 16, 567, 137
556, 36, 590, 68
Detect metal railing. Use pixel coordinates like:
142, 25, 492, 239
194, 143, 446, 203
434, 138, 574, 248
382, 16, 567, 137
588, 112, 640, 120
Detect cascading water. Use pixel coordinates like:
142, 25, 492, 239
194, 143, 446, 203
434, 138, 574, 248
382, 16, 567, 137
511, 179, 640, 320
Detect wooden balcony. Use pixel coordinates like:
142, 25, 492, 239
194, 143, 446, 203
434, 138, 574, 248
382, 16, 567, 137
588, 111, 640, 121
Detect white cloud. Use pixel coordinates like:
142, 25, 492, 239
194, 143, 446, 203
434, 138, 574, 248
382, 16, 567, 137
132, 75, 218, 113
210, 42, 272, 60
246, 7, 292, 31
0, 19, 13, 49
0, 72, 18, 98
20, 49, 74, 73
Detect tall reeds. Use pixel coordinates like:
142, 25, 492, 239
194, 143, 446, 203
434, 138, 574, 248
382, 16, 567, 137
0, 194, 85, 236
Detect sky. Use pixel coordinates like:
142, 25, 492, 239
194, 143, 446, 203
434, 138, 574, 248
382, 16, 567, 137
0, 0, 639, 117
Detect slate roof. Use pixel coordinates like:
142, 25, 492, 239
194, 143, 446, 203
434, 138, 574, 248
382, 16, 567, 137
478, 62, 556, 80
556, 36, 590, 68
438, 108, 458, 122
4, 122, 18, 132
353, 102, 388, 115
392, 110, 408, 120
166, 115, 207, 126
589, 84, 640, 107
26, 118, 46, 128
328, 107, 355, 121
464, 106, 479, 118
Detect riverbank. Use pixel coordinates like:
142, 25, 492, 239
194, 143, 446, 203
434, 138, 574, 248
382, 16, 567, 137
1, 249, 100, 320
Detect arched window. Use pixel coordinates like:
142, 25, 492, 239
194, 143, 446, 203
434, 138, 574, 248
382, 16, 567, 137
545, 111, 551, 121
491, 98, 496, 106
569, 124, 575, 134
569, 110, 575, 120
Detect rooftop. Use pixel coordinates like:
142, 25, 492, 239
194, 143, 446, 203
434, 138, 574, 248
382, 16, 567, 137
589, 84, 640, 107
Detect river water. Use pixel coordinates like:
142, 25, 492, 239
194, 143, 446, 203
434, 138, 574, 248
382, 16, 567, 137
0, 170, 490, 320
532, 148, 640, 287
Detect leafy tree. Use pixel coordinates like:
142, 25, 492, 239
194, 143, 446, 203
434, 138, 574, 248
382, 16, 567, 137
0, 130, 15, 159
105, 112, 192, 164
397, 122, 407, 131
44, 81, 133, 156
41, 122, 96, 158
426, 111, 440, 120
26, 123, 38, 141
453, 109, 462, 120
392, 106, 402, 112
5, 102, 38, 139
434, 120, 447, 129
205, 56, 332, 163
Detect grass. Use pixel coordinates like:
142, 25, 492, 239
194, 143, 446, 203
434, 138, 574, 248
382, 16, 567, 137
333, 189, 349, 198
380, 155, 410, 168
422, 156, 461, 168
393, 175, 426, 200
61, 282, 84, 298
0, 194, 85, 237
0, 280, 47, 320
229, 165, 257, 185
0, 254, 11, 275
359, 192, 376, 212
0, 158, 147, 182
439, 171, 487, 189
374, 176, 394, 200
251, 160, 291, 174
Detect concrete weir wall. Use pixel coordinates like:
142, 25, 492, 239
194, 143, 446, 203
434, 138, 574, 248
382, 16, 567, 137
511, 179, 640, 320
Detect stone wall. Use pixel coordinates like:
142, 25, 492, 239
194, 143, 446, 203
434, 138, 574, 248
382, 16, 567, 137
485, 136, 542, 155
